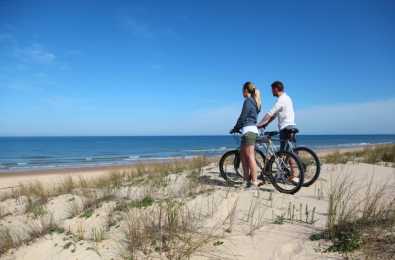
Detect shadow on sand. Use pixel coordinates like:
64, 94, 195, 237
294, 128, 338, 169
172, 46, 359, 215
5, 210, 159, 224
198, 170, 275, 193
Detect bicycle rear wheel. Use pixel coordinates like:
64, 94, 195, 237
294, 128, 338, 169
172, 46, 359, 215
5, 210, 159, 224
265, 151, 304, 194
219, 150, 244, 184
293, 146, 321, 187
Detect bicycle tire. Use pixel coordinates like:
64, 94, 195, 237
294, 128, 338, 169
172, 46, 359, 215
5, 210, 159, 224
219, 150, 244, 184
265, 151, 304, 194
293, 146, 321, 187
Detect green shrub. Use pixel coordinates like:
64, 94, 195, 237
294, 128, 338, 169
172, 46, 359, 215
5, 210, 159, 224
128, 196, 154, 209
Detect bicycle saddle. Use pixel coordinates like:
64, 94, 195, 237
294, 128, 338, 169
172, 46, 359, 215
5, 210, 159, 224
287, 128, 299, 134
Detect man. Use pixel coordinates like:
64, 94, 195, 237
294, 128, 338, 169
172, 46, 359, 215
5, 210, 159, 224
257, 81, 298, 182
257, 80, 296, 152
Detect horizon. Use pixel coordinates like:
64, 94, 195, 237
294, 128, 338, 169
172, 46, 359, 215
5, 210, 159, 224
1, 0, 395, 135
2, 133, 395, 138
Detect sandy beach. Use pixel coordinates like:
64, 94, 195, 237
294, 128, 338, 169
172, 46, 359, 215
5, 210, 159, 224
0, 144, 394, 259
0, 144, 384, 190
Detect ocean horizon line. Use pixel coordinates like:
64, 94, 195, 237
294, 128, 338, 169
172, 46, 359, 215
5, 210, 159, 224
1, 133, 395, 138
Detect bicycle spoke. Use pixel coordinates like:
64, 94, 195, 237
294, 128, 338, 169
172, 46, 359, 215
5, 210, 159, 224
267, 152, 303, 194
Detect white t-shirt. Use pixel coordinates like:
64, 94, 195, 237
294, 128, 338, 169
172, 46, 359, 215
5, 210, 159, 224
268, 93, 295, 130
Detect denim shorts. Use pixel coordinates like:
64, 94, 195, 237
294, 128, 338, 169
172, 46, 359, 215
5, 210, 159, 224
241, 132, 258, 146
279, 126, 296, 152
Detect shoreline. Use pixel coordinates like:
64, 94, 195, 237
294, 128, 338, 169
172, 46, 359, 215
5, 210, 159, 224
0, 157, 217, 190
0, 142, 387, 175
0, 143, 389, 189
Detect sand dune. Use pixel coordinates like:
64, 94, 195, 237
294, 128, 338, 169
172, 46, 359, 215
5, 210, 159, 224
0, 158, 394, 259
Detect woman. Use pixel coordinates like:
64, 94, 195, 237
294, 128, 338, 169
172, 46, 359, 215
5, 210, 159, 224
231, 81, 261, 188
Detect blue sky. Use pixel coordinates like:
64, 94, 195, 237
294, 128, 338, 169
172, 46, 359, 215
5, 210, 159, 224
0, 0, 394, 136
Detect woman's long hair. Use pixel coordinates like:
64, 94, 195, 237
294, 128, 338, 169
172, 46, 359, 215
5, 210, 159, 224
243, 81, 261, 111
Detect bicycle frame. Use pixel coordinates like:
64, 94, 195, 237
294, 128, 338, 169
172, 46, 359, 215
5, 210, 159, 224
232, 133, 294, 180
256, 137, 294, 181
270, 136, 296, 152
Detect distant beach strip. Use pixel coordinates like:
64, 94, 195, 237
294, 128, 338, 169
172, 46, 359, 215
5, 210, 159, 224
0, 135, 394, 172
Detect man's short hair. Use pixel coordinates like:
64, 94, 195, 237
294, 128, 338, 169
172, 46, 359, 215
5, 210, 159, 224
271, 81, 284, 91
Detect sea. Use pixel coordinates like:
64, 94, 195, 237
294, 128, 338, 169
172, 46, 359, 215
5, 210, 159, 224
0, 135, 394, 172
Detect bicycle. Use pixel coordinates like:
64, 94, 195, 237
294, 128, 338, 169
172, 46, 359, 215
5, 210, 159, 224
257, 128, 321, 187
219, 131, 305, 194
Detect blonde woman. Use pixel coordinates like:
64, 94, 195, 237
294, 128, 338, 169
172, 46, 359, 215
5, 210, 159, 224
230, 81, 261, 188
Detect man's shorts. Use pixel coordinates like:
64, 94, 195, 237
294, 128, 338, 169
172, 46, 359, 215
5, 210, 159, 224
279, 126, 296, 152
241, 132, 258, 146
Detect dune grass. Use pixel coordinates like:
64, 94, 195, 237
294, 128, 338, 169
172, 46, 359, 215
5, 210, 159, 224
310, 175, 395, 257
17, 181, 50, 203
247, 198, 266, 236
0, 157, 212, 257
0, 213, 58, 256
0, 157, 210, 203
323, 144, 395, 165
0, 226, 16, 255
25, 197, 48, 218
128, 196, 155, 209
0, 204, 7, 219
123, 199, 216, 259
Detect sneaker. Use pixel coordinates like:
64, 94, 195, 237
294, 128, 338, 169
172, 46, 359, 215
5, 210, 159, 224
288, 177, 300, 183
245, 181, 252, 189
251, 181, 259, 187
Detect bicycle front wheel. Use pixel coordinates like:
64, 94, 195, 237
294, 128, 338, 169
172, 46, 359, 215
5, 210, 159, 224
265, 151, 304, 194
219, 150, 244, 184
293, 146, 321, 187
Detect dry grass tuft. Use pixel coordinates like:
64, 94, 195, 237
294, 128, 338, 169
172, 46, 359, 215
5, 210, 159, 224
0, 214, 58, 256
123, 199, 215, 259
25, 197, 47, 218
0, 203, 7, 219
0, 226, 18, 255
323, 144, 395, 165
67, 198, 83, 218
56, 176, 75, 194
311, 175, 395, 256
224, 198, 239, 233
28, 214, 57, 239
0, 156, 211, 202
91, 227, 105, 242
0, 156, 212, 256
17, 181, 49, 203
246, 198, 267, 236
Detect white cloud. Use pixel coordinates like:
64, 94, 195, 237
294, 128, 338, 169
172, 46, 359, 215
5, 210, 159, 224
15, 43, 56, 64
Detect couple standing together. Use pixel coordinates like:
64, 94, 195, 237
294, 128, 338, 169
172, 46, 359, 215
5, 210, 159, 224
230, 81, 296, 188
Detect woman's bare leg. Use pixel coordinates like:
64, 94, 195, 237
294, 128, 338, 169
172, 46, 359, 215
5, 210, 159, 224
240, 145, 250, 182
246, 145, 257, 183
